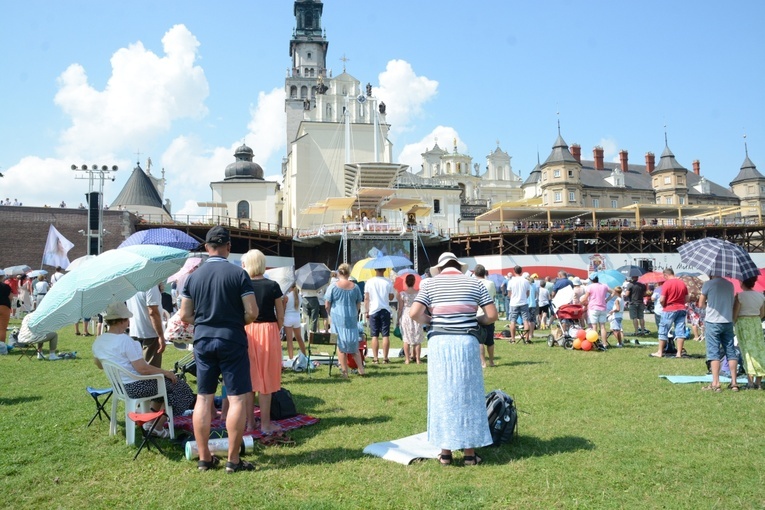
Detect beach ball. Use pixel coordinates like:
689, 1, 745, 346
576, 329, 587, 340
573, 338, 582, 350
586, 329, 599, 342
581, 340, 593, 351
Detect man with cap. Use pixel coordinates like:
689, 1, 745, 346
506, 266, 531, 343
180, 226, 259, 473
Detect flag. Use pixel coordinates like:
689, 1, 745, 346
42, 224, 75, 269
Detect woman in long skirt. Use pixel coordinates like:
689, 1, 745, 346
733, 276, 765, 389
325, 263, 364, 377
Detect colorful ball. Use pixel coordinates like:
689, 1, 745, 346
573, 338, 582, 350
581, 340, 593, 351
586, 329, 599, 342
576, 329, 587, 340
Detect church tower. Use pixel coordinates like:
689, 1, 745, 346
285, 0, 328, 147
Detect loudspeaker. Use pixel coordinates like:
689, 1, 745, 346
88, 236, 100, 256
638, 259, 653, 272
87, 192, 100, 230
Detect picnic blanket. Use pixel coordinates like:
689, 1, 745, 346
363, 432, 440, 465
659, 375, 748, 384
174, 407, 319, 442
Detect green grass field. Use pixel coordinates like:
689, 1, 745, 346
2, 317, 764, 509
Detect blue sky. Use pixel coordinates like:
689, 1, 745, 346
1, 0, 763, 216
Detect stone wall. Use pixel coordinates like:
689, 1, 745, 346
0, 207, 137, 269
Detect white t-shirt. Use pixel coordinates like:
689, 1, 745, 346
507, 276, 530, 307
126, 286, 162, 338
365, 276, 393, 314
92, 332, 143, 384
538, 286, 550, 307
477, 278, 496, 317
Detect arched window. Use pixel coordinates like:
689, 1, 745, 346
446, 162, 452, 174
290, 86, 297, 98
300, 86, 308, 99
237, 201, 250, 219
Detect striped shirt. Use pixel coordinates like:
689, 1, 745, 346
415, 268, 492, 330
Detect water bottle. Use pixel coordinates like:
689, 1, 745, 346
184, 436, 255, 461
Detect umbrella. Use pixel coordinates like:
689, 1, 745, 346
167, 257, 204, 283
264, 266, 296, 294
552, 285, 575, 309
395, 268, 417, 276
591, 270, 626, 289
677, 275, 704, 297
295, 262, 331, 291
350, 258, 390, 282
676, 271, 702, 277
725, 276, 765, 294
66, 255, 97, 272
26, 245, 188, 335
638, 271, 666, 285
3, 265, 31, 276
487, 273, 505, 290
678, 238, 759, 281
363, 255, 413, 270
119, 228, 200, 250
616, 265, 646, 278
394, 272, 421, 292
27, 270, 48, 278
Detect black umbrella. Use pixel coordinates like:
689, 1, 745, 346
616, 265, 646, 278
295, 263, 331, 291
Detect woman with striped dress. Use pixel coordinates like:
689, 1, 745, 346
409, 252, 497, 466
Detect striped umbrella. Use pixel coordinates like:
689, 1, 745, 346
26, 245, 188, 335
678, 238, 759, 281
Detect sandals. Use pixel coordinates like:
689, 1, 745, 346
383, 358, 390, 364
437, 453, 452, 466
728, 384, 740, 392
225, 459, 255, 473
701, 384, 721, 392
463, 454, 483, 466
259, 432, 295, 447
197, 455, 220, 471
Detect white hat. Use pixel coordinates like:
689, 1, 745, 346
522, 272, 530, 279
103, 302, 133, 321
572, 277, 582, 286
430, 252, 468, 276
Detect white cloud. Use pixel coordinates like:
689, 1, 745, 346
54, 24, 209, 159
374, 60, 438, 136
397, 126, 466, 173
597, 137, 619, 162
246, 88, 286, 164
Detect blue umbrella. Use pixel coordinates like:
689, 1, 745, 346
295, 262, 331, 291
27, 245, 188, 335
119, 228, 200, 250
487, 273, 505, 289
591, 269, 626, 289
4, 264, 31, 276
363, 255, 413, 270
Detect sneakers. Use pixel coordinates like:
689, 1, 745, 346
48, 353, 60, 361
37, 351, 45, 360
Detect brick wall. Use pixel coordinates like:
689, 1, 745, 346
0, 207, 138, 269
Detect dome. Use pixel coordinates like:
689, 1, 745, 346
224, 143, 263, 180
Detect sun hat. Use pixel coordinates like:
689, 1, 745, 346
572, 277, 582, 286
522, 272, 530, 279
103, 302, 133, 321
430, 252, 468, 276
205, 225, 231, 245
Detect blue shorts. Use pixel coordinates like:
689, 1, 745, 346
369, 309, 391, 337
704, 322, 736, 362
507, 305, 530, 322
194, 338, 251, 396
610, 317, 623, 331
658, 310, 687, 341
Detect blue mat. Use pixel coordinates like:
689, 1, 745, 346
660, 375, 748, 384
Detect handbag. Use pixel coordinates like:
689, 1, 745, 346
393, 325, 402, 338
270, 388, 297, 420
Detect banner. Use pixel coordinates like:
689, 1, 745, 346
42, 224, 75, 269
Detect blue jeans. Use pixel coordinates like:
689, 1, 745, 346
658, 310, 687, 341
704, 322, 736, 362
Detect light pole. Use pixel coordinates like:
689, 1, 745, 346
71, 164, 118, 255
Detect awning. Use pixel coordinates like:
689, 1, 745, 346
322, 197, 357, 210
301, 205, 328, 215
357, 187, 396, 198
383, 198, 425, 209
407, 205, 432, 217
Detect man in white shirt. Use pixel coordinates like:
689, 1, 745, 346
50, 267, 65, 286
364, 268, 394, 364
474, 264, 497, 367
506, 265, 531, 343
125, 285, 166, 368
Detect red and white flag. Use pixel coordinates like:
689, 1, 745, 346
42, 224, 75, 269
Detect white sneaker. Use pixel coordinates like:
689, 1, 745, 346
48, 353, 60, 360
37, 352, 45, 360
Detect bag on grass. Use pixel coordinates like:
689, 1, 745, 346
292, 352, 309, 372
270, 388, 297, 421
486, 389, 518, 446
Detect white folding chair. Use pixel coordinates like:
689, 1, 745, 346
100, 361, 175, 446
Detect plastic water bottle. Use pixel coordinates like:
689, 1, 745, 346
184, 436, 255, 461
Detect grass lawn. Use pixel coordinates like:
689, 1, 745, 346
2, 317, 765, 509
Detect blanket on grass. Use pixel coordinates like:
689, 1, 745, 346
174, 407, 319, 441
659, 374, 748, 384
363, 432, 440, 465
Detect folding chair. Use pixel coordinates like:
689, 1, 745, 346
86, 386, 113, 427
127, 410, 168, 460
306, 331, 337, 377
100, 361, 175, 445
14, 339, 37, 361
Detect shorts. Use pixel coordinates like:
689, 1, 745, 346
507, 304, 530, 323
610, 317, 623, 331
369, 309, 391, 337
194, 338, 252, 396
704, 322, 736, 362
588, 309, 609, 325
628, 302, 645, 320
283, 313, 301, 328
539, 304, 550, 316
480, 323, 495, 347
658, 310, 687, 341
528, 307, 539, 324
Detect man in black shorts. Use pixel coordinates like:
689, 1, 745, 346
624, 275, 648, 336
180, 226, 259, 473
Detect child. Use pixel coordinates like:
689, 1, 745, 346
609, 286, 625, 347
687, 293, 705, 342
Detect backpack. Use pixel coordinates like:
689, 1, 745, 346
270, 388, 298, 421
485, 389, 518, 446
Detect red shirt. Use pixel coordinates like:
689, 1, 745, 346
6, 277, 19, 295
661, 278, 688, 312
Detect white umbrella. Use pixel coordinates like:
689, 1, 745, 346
264, 266, 296, 294
66, 255, 97, 272
552, 285, 575, 309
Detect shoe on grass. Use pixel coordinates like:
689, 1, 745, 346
37, 352, 45, 360
48, 353, 60, 360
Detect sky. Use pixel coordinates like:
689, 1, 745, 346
1, 0, 764, 218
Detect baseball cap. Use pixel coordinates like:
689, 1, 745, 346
205, 226, 231, 245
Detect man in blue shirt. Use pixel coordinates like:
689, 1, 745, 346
181, 226, 258, 473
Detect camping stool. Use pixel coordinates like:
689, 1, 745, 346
86, 386, 113, 427
127, 409, 168, 461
